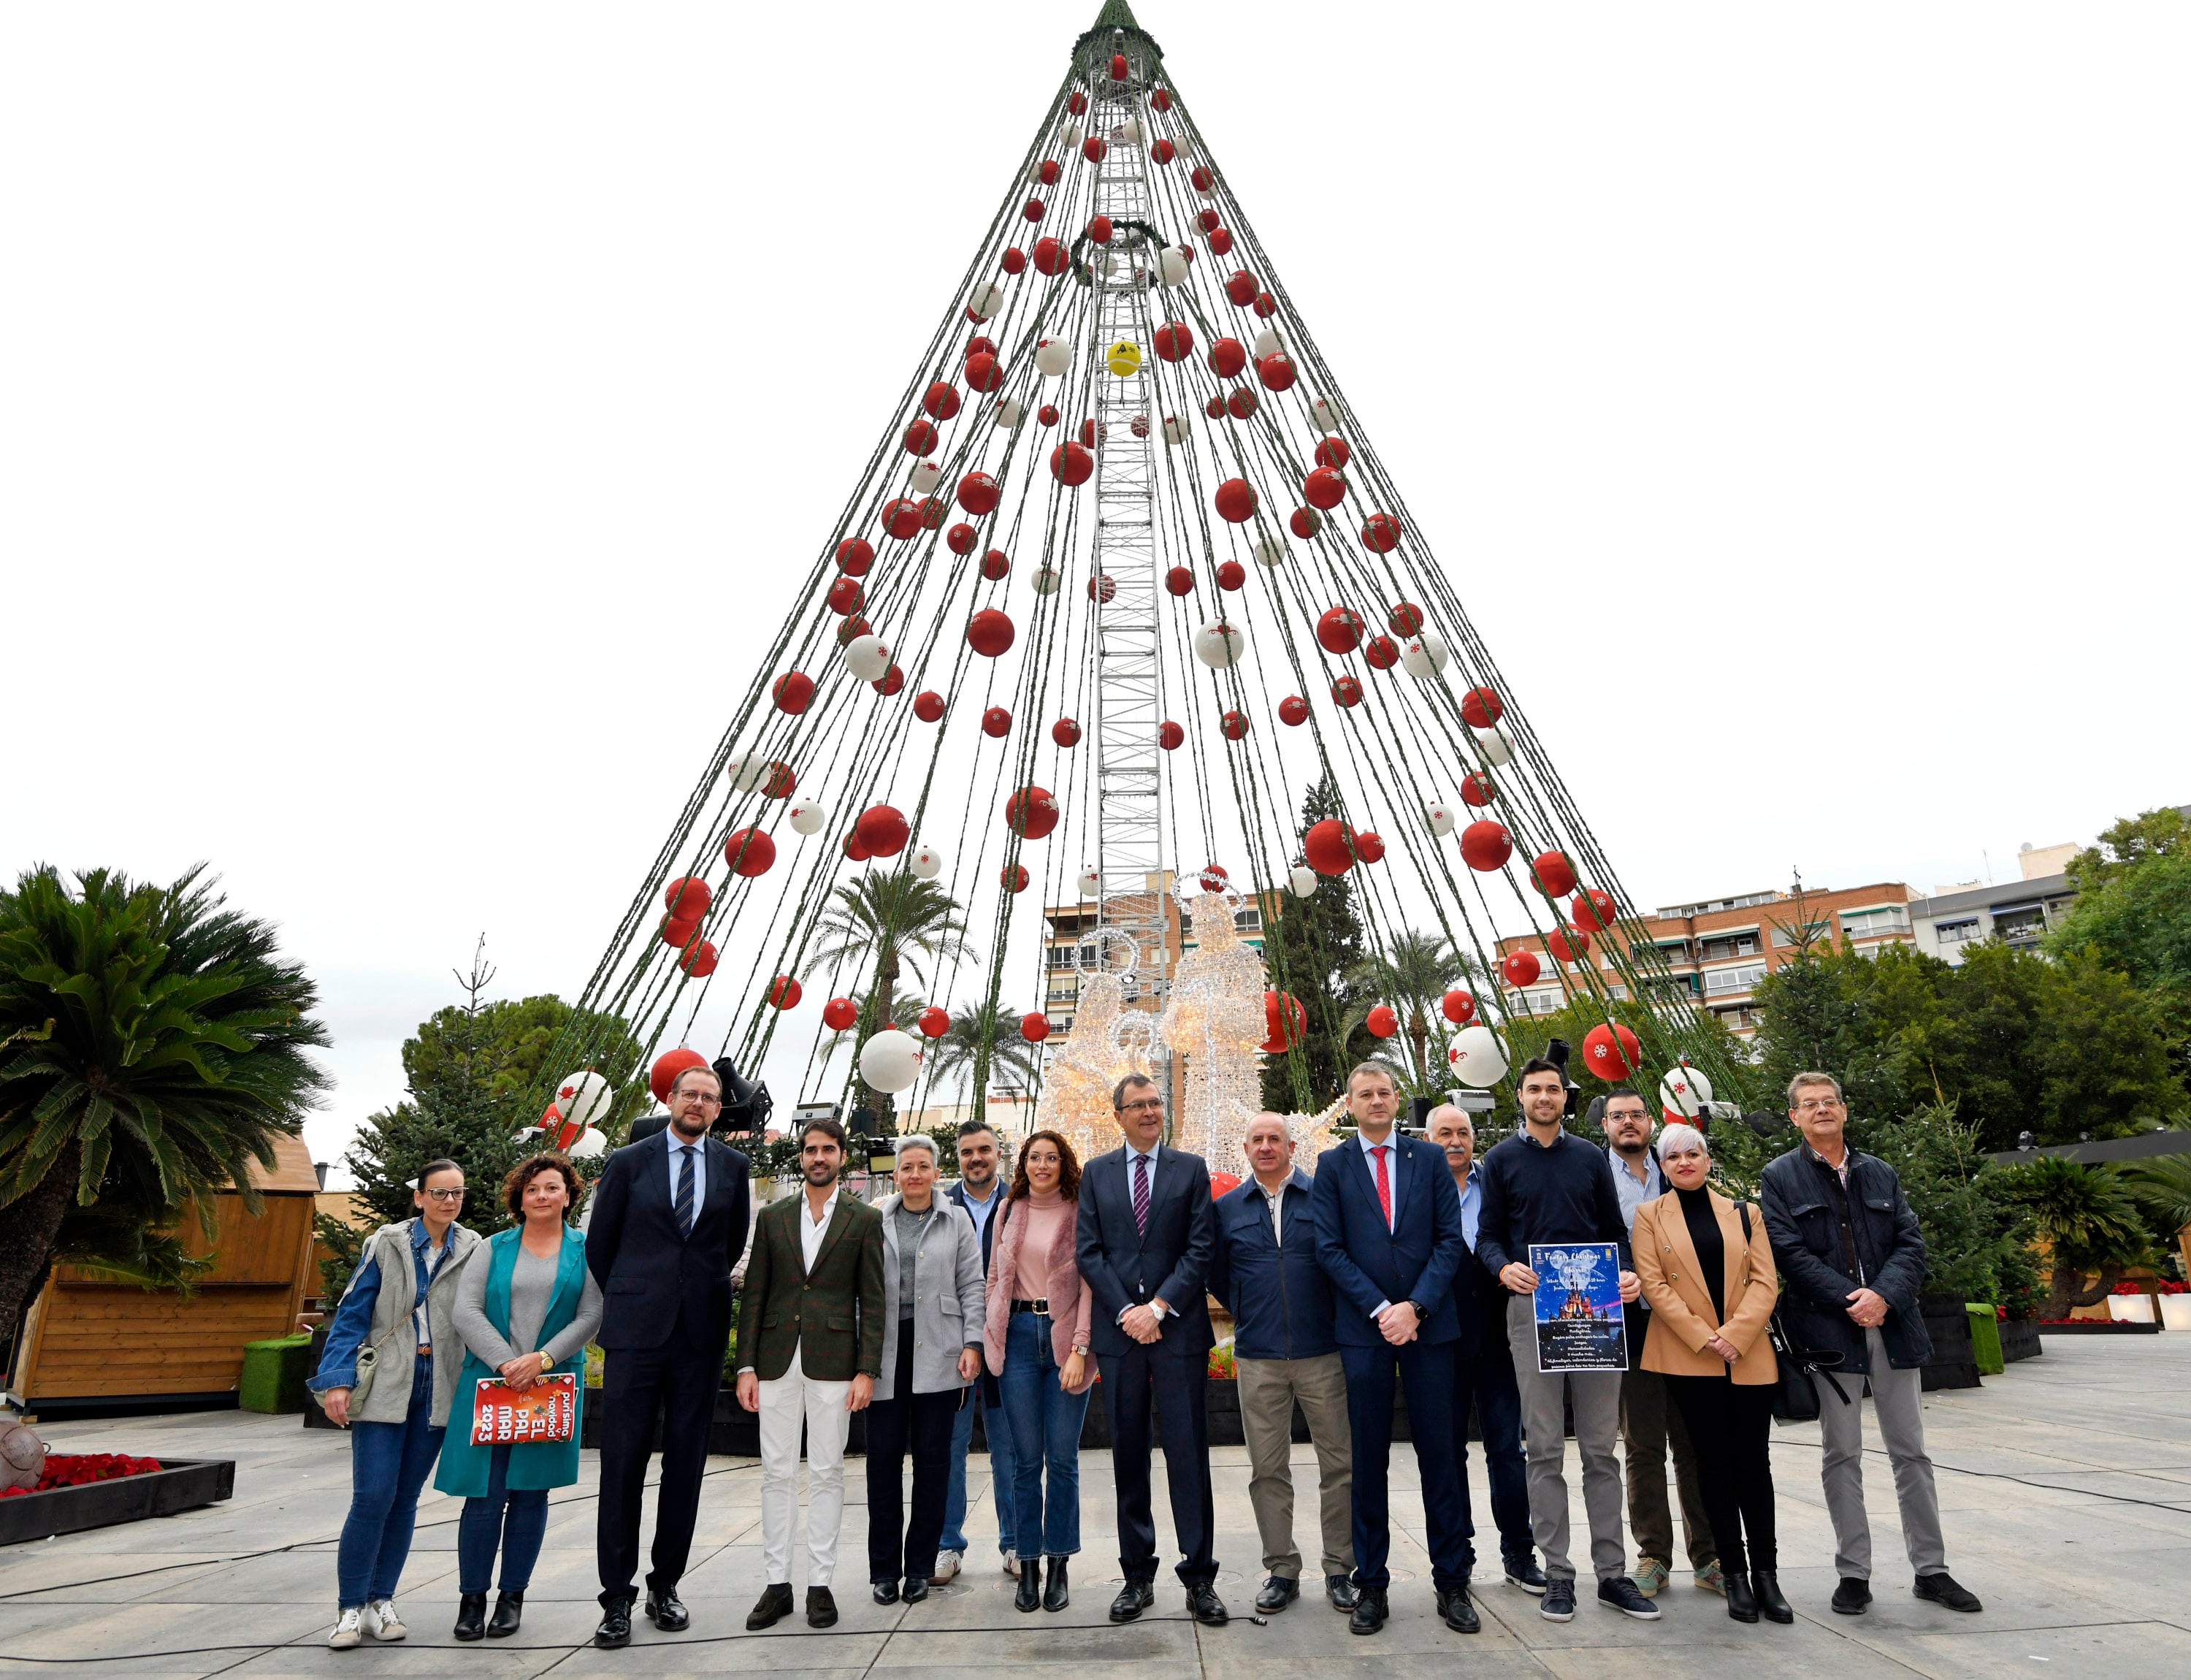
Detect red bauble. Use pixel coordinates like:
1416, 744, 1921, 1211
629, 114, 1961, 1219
836, 536, 873, 575
1001, 863, 1029, 893
826, 576, 864, 616
1083, 137, 1108, 164
1331, 675, 1364, 708
1158, 719, 1185, 749
1388, 601, 1425, 635
1460, 771, 1497, 806
1315, 436, 1352, 470
1021, 1011, 1052, 1044
1052, 716, 1082, 747
919, 495, 945, 530
660, 912, 697, 949
872, 664, 905, 695
836, 615, 872, 645
1110, 51, 1128, 78
1032, 237, 1069, 275
1315, 606, 1366, 653
957, 471, 1001, 514
1304, 467, 1347, 510
981, 548, 1009, 580
967, 607, 1015, 656
1361, 1003, 1398, 1039
1501, 950, 1541, 988
1037, 402, 1060, 426
1207, 337, 1247, 378
772, 671, 814, 714
922, 381, 962, 421
1360, 512, 1402, 552
1278, 693, 1309, 726
1050, 442, 1095, 486
649, 1047, 710, 1104
1442, 988, 1477, 1026
1529, 850, 1578, 898
1152, 137, 1176, 164
724, 827, 777, 877
1152, 88, 1171, 111
1254, 291, 1277, 318
1460, 685, 1504, 728
1088, 572, 1117, 602
1304, 817, 1356, 875
822, 996, 858, 1032
913, 690, 945, 723
1088, 213, 1113, 243
1208, 226, 1233, 256
1225, 388, 1258, 420
1165, 565, 1194, 596
1572, 889, 1617, 932
1004, 784, 1060, 839
1204, 395, 1228, 420
1364, 635, 1399, 670
1224, 270, 1258, 307
854, 804, 911, 857
1001, 245, 1027, 275
664, 876, 711, 920
882, 497, 922, 541
1153, 321, 1193, 362
1261, 990, 1308, 1053
1257, 353, 1297, 391
760, 760, 796, 798
767, 975, 803, 1010
1022, 196, 1045, 222
903, 418, 938, 454
1079, 417, 1106, 448
1583, 1022, 1643, 1080
1213, 478, 1258, 523
964, 352, 1002, 393
1197, 206, 1221, 232
981, 704, 1012, 738
1221, 709, 1250, 740
918, 1006, 949, 1038
1070, 89, 1089, 114
1459, 820, 1513, 871
844, 831, 872, 861
947, 522, 977, 556
1547, 925, 1590, 965
1190, 164, 1215, 192
1216, 560, 1246, 590
1039, 158, 1061, 186
1289, 506, 1322, 538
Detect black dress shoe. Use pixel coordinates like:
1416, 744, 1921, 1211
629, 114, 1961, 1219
646, 1587, 689, 1632
746, 1583, 794, 1631
1187, 1583, 1229, 1626
1255, 1575, 1299, 1613
902, 1576, 930, 1604
1439, 1584, 1480, 1633
1109, 1578, 1155, 1622
1326, 1573, 1361, 1611
1913, 1571, 1983, 1613
1725, 1573, 1759, 1623
1042, 1556, 1069, 1612
1348, 1585, 1388, 1635
486, 1591, 522, 1638
873, 1579, 901, 1605
454, 1592, 488, 1642
594, 1594, 637, 1647
1831, 1576, 1872, 1616
806, 1587, 838, 1628
1751, 1570, 1793, 1623
1017, 1562, 1043, 1613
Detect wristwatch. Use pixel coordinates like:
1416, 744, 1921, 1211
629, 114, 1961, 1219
1072, 1345, 1088, 1357
538, 1352, 554, 1372
1405, 1299, 1429, 1321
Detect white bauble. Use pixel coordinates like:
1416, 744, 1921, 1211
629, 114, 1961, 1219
968, 281, 1004, 321
1100, 251, 1118, 277
1077, 866, 1102, 898
1034, 337, 1072, 377
1472, 725, 1515, 766
1660, 1066, 1714, 1119
1309, 395, 1340, 431
993, 397, 1024, 430
1192, 619, 1245, 669
909, 459, 942, 495
1162, 415, 1187, 445
567, 1127, 609, 1160
844, 634, 892, 681
909, 843, 943, 880
1253, 327, 1288, 359
1426, 801, 1456, 837
553, 1070, 613, 1134
858, 1028, 924, 1094
1254, 533, 1285, 567
730, 749, 771, 793
1401, 629, 1450, 678
1062, 122, 1082, 148
1156, 245, 1191, 286
1448, 1024, 1509, 1088
787, 799, 827, 836
1288, 866, 1318, 898
1031, 565, 1063, 595
1117, 118, 1143, 144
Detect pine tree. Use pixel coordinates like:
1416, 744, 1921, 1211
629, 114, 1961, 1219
1261, 778, 1370, 1112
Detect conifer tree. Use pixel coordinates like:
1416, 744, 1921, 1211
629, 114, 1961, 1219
1261, 778, 1370, 1112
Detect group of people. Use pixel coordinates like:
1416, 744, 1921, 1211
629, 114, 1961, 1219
309, 1055, 1987, 1648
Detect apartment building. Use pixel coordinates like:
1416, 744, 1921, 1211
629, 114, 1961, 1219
1039, 869, 1272, 1039
1907, 841, 2079, 966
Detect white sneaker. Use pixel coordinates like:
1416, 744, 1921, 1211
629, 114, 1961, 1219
929, 1549, 963, 1585
329, 1608, 364, 1649
1003, 1554, 1020, 1578
362, 1598, 407, 1641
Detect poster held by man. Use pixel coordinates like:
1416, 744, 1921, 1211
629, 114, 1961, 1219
1531, 1243, 1628, 1372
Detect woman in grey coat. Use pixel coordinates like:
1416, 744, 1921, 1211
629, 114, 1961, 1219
866, 1134, 987, 1604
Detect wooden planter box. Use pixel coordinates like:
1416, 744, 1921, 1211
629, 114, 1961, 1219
2000, 1319, 2042, 1363
0, 1459, 234, 1547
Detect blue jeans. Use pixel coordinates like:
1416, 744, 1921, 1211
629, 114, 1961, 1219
336, 1354, 443, 1608
457, 1443, 551, 1594
941, 1384, 1017, 1557
999, 1311, 1089, 1560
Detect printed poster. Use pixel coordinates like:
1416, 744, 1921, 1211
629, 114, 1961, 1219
1529, 1242, 1628, 1373
470, 1372, 578, 1446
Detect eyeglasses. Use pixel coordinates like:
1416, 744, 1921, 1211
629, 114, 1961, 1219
421, 1187, 466, 1202
1794, 1096, 1844, 1114
675, 1092, 722, 1107
1118, 1098, 1163, 1114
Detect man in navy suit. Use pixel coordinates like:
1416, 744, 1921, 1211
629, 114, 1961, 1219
584, 1064, 753, 1647
1312, 1063, 1478, 1635
1075, 1073, 1228, 1627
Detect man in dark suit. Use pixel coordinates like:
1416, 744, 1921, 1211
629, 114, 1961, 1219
584, 1062, 753, 1648
1312, 1063, 1477, 1635
1075, 1073, 1227, 1627
937, 1120, 1016, 1583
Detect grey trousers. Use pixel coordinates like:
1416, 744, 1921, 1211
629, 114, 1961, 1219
1506, 1294, 1626, 1583
1620, 1367, 1716, 1568
1236, 1353, 1355, 1578
1814, 1326, 1946, 1578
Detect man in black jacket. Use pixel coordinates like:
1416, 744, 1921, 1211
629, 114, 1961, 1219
584, 1064, 753, 1647
1758, 1071, 1982, 1619
937, 1120, 1016, 1583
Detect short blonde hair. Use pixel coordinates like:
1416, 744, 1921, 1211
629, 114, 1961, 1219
1657, 1121, 1708, 1160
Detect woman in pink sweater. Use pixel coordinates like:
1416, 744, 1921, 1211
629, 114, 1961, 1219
983, 1129, 1096, 1615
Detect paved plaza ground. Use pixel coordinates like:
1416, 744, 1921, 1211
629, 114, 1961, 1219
2, 1335, 2187, 1679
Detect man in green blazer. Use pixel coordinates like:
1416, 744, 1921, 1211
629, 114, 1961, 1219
734, 1115, 885, 1630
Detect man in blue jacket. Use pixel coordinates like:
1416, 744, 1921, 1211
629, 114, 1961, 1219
936, 1120, 1015, 1585
1312, 1063, 1477, 1636
1207, 1112, 1357, 1616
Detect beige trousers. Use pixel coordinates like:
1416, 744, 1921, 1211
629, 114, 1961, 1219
1236, 1352, 1355, 1578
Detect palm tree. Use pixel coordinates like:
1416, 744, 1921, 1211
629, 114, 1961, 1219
2121, 1153, 2191, 1242
808, 872, 972, 1108
1342, 928, 1475, 1091
2003, 1156, 2150, 1318
0, 866, 329, 1355
927, 1001, 1039, 1104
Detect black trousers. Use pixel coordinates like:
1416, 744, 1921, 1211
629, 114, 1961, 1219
865, 1329, 961, 1584
1342, 1339, 1470, 1592
1098, 1344, 1216, 1587
1662, 1373, 1778, 1574
596, 1313, 723, 1603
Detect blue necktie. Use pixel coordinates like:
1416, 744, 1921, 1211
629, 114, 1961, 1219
674, 1145, 696, 1239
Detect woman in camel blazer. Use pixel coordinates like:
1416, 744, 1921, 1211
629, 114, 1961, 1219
1632, 1122, 1789, 1627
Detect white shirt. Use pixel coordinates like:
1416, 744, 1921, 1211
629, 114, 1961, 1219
666, 1133, 707, 1213
1355, 1128, 1400, 1231
1607, 1144, 1664, 1236
1120, 1145, 1169, 1321
800, 1185, 840, 1272
1254, 1175, 1290, 1246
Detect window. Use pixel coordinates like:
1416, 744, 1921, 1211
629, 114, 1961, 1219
1770, 921, 1829, 949
1716, 1005, 1764, 1031
1234, 908, 1262, 933
1699, 934, 1761, 961
1840, 907, 1911, 939
1046, 945, 1077, 969
1704, 962, 1767, 996
1935, 918, 1980, 945
1606, 984, 1629, 1001
1993, 907, 2047, 942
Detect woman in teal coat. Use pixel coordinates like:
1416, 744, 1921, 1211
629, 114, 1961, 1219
437, 1153, 603, 1641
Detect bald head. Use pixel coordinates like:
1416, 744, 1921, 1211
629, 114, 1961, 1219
1425, 1102, 1476, 1182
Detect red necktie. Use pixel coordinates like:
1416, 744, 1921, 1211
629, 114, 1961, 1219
1372, 1145, 1393, 1228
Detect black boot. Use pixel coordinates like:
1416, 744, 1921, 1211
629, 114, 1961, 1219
486, 1592, 522, 1638
1043, 1556, 1070, 1612
1724, 1571, 1759, 1623
452, 1593, 488, 1641
1751, 1570, 1793, 1624
1015, 1558, 1042, 1613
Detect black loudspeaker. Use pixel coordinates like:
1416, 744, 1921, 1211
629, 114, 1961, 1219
713, 1056, 773, 1137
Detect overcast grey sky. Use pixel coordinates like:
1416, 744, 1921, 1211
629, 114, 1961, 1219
6, 3, 2184, 1179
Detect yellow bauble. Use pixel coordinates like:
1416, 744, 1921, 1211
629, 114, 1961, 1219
1104, 339, 1142, 377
